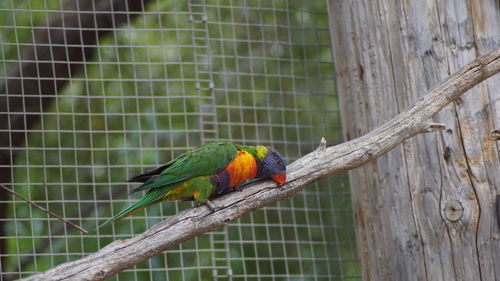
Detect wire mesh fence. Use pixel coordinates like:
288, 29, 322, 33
0, 0, 361, 280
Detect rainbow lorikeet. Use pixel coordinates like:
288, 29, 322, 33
99, 142, 286, 228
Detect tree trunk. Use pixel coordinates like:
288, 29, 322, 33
327, 0, 500, 280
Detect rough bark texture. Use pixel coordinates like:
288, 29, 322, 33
0, 0, 152, 263
20, 49, 500, 281
328, 0, 500, 280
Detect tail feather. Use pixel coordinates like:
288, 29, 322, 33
98, 204, 145, 229
98, 188, 166, 229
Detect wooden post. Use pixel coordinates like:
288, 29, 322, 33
327, 0, 500, 280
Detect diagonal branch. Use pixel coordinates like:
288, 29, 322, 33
0, 184, 88, 234
22, 48, 500, 281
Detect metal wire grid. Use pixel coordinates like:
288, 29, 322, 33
0, 0, 360, 280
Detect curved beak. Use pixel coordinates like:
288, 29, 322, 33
272, 173, 286, 186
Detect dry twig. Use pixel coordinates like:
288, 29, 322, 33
0, 184, 88, 234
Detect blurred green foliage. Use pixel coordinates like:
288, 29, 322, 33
1, 0, 360, 280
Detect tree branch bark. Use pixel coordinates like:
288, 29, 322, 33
21, 48, 500, 281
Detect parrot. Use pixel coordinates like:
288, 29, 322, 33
99, 142, 286, 228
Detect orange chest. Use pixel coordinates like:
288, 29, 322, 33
225, 150, 258, 187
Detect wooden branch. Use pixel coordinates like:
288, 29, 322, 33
22, 48, 500, 281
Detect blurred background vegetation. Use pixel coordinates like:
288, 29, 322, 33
0, 0, 360, 280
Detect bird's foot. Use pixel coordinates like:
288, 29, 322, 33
197, 199, 219, 212
234, 186, 243, 192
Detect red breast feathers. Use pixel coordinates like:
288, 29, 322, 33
224, 150, 258, 187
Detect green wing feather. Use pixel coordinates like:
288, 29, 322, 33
129, 142, 238, 193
